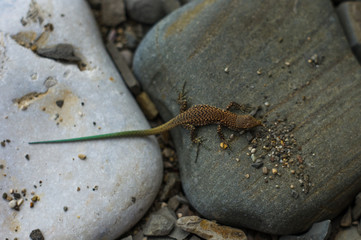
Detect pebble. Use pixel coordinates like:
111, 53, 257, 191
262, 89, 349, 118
352, 192, 361, 220
168, 225, 190, 240
334, 226, 361, 240
78, 154, 87, 160
143, 207, 176, 236
162, 0, 181, 14
279, 220, 331, 240
167, 195, 181, 211
176, 216, 247, 240
9, 200, 17, 209
340, 206, 352, 227
29, 229, 44, 240
160, 172, 181, 201
101, 0, 126, 26
251, 160, 263, 169
120, 49, 134, 67
125, 0, 165, 24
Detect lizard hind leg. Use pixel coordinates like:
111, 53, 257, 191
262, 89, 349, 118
225, 102, 252, 113
183, 124, 203, 144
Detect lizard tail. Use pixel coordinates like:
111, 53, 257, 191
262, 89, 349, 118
29, 118, 178, 144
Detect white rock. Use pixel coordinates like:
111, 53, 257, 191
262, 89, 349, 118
0, 0, 162, 239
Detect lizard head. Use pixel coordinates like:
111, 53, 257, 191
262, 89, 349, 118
236, 115, 263, 129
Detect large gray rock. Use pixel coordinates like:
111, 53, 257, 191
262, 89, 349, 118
133, 0, 361, 235
0, 0, 162, 239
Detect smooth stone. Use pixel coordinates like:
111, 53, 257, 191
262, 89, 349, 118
101, 0, 126, 26
168, 225, 190, 240
279, 220, 331, 240
0, 0, 162, 239
125, 0, 165, 24
335, 226, 361, 240
143, 207, 177, 236
352, 192, 361, 220
133, 0, 361, 235
162, 0, 181, 15
176, 216, 247, 240
340, 207, 352, 227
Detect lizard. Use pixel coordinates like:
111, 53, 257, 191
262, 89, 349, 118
29, 82, 262, 145
29, 101, 262, 145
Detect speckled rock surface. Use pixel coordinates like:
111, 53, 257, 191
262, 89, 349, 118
0, 0, 162, 239
133, 0, 361, 235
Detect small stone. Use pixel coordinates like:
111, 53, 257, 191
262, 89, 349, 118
176, 216, 246, 240
220, 142, 228, 149
55, 100, 64, 108
161, 0, 181, 14
159, 172, 180, 201
31, 195, 39, 202
272, 168, 278, 175
78, 154, 86, 160
358, 219, 361, 235
13, 192, 21, 199
101, 0, 126, 26
340, 206, 352, 227
167, 195, 180, 211
279, 220, 331, 240
17, 198, 24, 207
335, 226, 360, 240
251, 148, 257, 154
30, 229, 44, 240
9, 199, 17, 208
136, 92, 159, 120
262, 167, 268, 175
125, 0, 165, 24
120, 49, 133, 67
251, 161, 263, 169
143, 207, 176, 236
63, 206, 68, 212
36, 44, 81, 62
162, 148, 175, 158
245, 174, 250, 179
168, 225, 190, 240
352, 192, 361, 220
291, 190, 299, 199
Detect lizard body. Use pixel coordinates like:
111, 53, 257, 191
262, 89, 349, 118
29, 103, 262, 144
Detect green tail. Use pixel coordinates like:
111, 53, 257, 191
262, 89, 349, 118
29, 119, 177, 144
